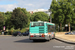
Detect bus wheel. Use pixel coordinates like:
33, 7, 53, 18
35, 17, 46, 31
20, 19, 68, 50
47, 39, 50, 41
33, 40, 36, 42
47, 36, 51, 41
52, 34, 55, 39
49, 36, 51, 40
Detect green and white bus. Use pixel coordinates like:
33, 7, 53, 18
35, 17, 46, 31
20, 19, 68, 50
29, 21, 55, 42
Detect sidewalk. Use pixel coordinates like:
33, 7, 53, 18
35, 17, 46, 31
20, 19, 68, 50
55, 32, 75, 43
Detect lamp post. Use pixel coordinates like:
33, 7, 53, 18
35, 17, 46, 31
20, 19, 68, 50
50, 11, 52, 23
65, 24, 68, 32
50, 15, 52, 23
48, 12, 52, 23
48, 9, 52, 23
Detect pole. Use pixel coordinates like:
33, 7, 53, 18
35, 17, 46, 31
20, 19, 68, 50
50, 12, 52, 23
49, 9, 52, 23
50, 16, 52, 23
66, 27, 67, 32
69, 22, 70, 32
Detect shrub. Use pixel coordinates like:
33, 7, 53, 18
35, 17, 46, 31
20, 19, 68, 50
0, 32, 1, 35
20, 28, 26, 33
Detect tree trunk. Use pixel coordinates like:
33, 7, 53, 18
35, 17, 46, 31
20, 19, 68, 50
59, 23, 62, 32
68, 22, 70, 32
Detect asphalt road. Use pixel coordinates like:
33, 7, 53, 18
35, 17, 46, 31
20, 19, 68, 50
0, 36, 75, 50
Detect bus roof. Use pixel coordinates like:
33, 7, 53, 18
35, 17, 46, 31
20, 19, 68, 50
30, 21, 55, 25
46, 22, 55, 25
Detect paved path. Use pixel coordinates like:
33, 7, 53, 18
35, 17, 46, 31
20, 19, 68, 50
0, 36, 75, 50
55, 32, 75, 42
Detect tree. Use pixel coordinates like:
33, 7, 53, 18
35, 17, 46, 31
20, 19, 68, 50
63, 0, 73, 32
11, 7, 29, 30
70, 0, 75, 30
0, 12, 4, 30
21, 8, 30, 27
5, 11, 13, 30
50, 0, 65, 31
30, 12, 49, 21
50, 0, 74, 32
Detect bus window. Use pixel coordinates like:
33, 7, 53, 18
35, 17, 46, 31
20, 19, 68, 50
31, 22, 44, 27
48, 25, 55, 32
50, 26, 55, 32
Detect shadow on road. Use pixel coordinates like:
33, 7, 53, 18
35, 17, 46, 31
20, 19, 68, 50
55, 38, 75, 45
14, 38, 46, 43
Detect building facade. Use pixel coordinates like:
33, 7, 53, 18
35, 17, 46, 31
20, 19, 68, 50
28, 9, 52, 16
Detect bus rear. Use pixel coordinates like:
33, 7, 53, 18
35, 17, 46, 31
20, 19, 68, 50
29, 21, 47, 41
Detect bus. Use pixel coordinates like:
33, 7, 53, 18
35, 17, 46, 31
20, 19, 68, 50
29, 21, 55, 42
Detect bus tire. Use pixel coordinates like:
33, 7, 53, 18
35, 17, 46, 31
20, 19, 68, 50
49, 35, 51, 40
53, 34, 55, 39
47, 39, 50, 41
33, 40, 36, 42
47, 36, 51, 41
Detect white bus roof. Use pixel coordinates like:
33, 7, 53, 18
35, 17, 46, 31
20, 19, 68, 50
30, 21, 55, 25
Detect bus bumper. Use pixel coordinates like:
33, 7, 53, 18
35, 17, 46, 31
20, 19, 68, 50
29, 35, 49, 40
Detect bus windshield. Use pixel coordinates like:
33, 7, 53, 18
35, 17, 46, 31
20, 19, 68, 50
31, 22, 44, 27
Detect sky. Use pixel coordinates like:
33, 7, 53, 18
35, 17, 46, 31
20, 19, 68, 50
0, 0, 52, 12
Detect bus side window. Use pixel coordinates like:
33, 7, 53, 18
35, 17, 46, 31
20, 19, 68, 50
48, 25, 50, 32
50, 25, 55, 32
48, 25, 55, 32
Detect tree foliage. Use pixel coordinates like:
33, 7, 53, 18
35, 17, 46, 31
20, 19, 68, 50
71, 0, 75, 26
0, 12, 4, 30
30, 12, 49, 21
50, 0, 75, 31
4, 11, 13, 29
11, 7, 29, 30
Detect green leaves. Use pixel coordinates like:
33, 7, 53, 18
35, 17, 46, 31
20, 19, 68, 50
50, 0, 75, 31
30, 12, 49, 21
11, 7, 29, 30
50, 0, 74, 24
0, 12, 4, 30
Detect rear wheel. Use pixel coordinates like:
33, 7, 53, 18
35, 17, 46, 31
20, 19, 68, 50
50, 35, 52, 40
47, 36, 51, 41
33, 40, 37, 42
52, 34, 55, 39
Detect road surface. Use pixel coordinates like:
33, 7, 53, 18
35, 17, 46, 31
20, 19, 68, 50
0, 36, 75, 50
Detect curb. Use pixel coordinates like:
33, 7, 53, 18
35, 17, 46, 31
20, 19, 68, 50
55, 36, 75, 44
0, 35, 12, 36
